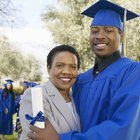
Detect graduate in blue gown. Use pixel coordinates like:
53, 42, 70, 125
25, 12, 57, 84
0, 79, 16, 140
30, 81, 38, 87
15, 81, 30, 139
26, 1, 140, 140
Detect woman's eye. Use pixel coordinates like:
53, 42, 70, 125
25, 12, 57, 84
71, 65, 77, 69
56, 64, 63, 68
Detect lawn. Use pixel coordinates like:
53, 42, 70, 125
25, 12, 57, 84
0, 114, 18, 140
0, 132, 18, 140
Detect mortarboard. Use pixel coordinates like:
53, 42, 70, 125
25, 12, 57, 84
81, 0, 139, 30
30, 81, 38, 87
81, 0, 139, 56
5, 79, 14, 84
2, 84, 6, 88
23, 81, 30, 87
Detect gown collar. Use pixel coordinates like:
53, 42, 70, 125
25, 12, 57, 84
93, 51, 121, 78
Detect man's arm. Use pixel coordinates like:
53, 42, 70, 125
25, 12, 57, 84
28, 118, 60, 140
28, 64, 140, 140
28, 88, 140, 140
60, 65, 140, 140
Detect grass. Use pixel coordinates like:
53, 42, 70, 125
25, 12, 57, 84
0, 114, 18, 140
0, 132, 18, 140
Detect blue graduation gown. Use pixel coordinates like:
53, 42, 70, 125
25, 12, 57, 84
15, 94, 21, 132
0, 89, 15, 135
60, 58, 140, 140
15, 94, 21, 116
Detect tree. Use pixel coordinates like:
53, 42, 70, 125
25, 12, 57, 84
23, 55, 42, 81
42, 0, 140, 71
0, 0, 17, 27
0, 0, 42, 83
42, 0, 95, 71
0, 36, 12, 76
0, 36, 24, 79
0, 36, 42, 82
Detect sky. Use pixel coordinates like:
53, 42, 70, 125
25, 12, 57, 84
12, 0, 58, 29
1, 0, 59, 80
7, 0, 58, 44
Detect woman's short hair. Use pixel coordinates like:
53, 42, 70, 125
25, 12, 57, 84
47, 44, 80, 69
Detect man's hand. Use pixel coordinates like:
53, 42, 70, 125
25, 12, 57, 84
27, 118, 60, 140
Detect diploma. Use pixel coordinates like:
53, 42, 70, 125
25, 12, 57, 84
31, 87, 45, 128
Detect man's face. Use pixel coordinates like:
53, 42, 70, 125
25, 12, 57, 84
90, 26, 122, 58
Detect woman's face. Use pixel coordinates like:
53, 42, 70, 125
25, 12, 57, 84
48, 51, 78, 93
6, 84, 12, 90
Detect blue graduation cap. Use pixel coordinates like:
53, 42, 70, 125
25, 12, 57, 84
81, 0, 139, 56
5, 79, 14, 84
81, 0, 139, 31
30, 81, 38, 87
23, 81, 30, 87
2, 84, 6, 88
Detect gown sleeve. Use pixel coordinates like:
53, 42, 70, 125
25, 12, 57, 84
60, 64, 140, 140
0, 90, 6, 113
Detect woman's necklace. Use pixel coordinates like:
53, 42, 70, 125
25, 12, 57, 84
63, 95, 71, 103
60, 91, 71, 103
65, 97, 71, 103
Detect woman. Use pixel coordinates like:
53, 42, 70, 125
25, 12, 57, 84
0, 79, 16, 140
19, 44, 81, 140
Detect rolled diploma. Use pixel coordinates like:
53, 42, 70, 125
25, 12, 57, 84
31, 87, 45, 128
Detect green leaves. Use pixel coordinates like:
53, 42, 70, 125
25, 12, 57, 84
0, 36, 42, 81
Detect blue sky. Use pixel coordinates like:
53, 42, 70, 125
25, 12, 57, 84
12, 0, 58, 29
2, 0, 59, 46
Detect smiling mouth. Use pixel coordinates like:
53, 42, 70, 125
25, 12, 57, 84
60, 78, 72, 82
94, 43, 109, 49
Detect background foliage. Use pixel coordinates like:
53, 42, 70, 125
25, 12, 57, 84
0, 0, 17, 27
0, 0, 42, 82
42, 0, 140, 72
0, 36, 42, 82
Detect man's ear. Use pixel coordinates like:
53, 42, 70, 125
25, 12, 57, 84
120, 34, 123, 43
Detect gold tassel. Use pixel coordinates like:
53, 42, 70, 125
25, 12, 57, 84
122, 9, 127, 57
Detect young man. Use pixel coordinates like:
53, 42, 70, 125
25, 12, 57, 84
27, 1, 140, 140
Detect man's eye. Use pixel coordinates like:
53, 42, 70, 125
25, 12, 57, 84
91, 29, 98, 33
105, 29, 113, 33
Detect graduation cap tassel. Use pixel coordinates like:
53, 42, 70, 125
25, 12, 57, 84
122, 9, 127, 57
